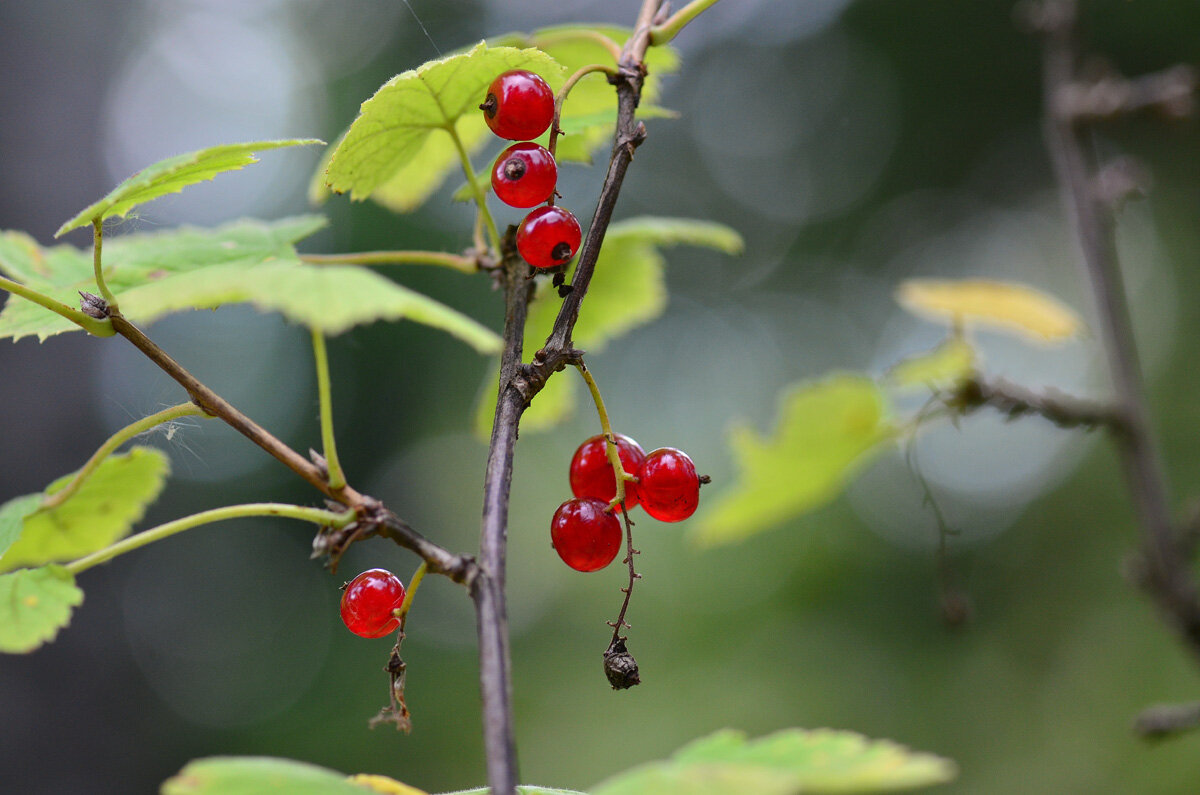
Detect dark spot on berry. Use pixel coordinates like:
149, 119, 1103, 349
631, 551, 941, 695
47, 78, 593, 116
551, 242, 573, 263
479, 93, 498, 118
503, 157, 526, 180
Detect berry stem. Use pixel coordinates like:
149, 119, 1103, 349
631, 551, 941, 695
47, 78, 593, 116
445, 122, 502, 253
396, 561, 429, 623
573, 361, 634, 510
607, 505, 641, 647
40, 402, 207, 512
311, 328, 347, 491
547, 64, 620, 164
91, 218, 119, 309
0, 275, 115, 337
65, 503, 357, 576
648, 0, 722, 46
300, 250, 478, 273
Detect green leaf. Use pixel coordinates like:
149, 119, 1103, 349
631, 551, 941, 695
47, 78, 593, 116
0, 493, 42, 561
0, 447, 169, 573
476, 217, 742, 435
325, 43, 564, 201
885, 337, 976, 391
693, 374, 896, 547
0, 566, 83, 653
437, 788, 584, 795
591, 728, 957, 795
56, 139, 323, 237
0, 217, 500, 349
161, 757, 368, 795
0, 216, 328, 341
896, 279, 1084, 343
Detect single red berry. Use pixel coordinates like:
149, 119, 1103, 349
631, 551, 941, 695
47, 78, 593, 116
340, 568, 406, 638
551, 497, 622, 572
638, 448, 700, 522
569, 433, 646, 512
517, 205, 581, 269
480, 69, 555, 141
491, 142, 558, 208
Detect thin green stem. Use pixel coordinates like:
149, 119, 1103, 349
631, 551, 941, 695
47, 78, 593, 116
0, 275, 115, 337
311, 329, 347, 491
548, 64, 620, 163
649, 0, 722, 46
396, 561, 429, 620
41, 402, 206, 511
300, 251, 477, 274
446, 124, 501, 253
92, 219, 118, 309
66, 503, 356, 576
574, 362, 634, 509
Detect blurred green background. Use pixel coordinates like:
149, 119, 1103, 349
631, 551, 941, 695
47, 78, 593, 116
3, 0, 1200, 792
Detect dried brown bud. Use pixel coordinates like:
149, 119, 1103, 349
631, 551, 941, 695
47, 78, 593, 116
603, 637, 640, 690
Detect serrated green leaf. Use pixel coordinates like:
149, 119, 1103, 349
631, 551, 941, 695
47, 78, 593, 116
325, 43, 564, 201
0, 217, 328, 341
0, 494, 44, 563
693, 375, 896, 547
0, 566, 83, 653
896, 279, 1084, 343
474, 217, 742, 435
592, 728, 956, 795
370, 115, 493, 213
161, 757, 368, 795
56, 139, 323, 237
0, 447, 169, 573
886, 337, 976, 391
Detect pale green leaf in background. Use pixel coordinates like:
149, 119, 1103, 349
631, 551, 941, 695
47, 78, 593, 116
473, 365, 577, 440
885, 336, 976, 391
324, 43, 564, 201
161, 757, 369, 795
56, 139, 323, 237
896, 279, 1084, 343
693, 374, 896, 547
0, 447, 169, 573
0, 566, 83, 653
591, 728, 956, 795
0, 493, 44, 562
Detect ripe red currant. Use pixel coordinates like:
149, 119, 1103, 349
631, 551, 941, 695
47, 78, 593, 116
551, 497, 622, 572
517, 205, 581, 269
569, 433, 646, 512
340, 568, 406, 638
491, 142, 557, 208
480, 69, 555, 141
638, 448, 700, 522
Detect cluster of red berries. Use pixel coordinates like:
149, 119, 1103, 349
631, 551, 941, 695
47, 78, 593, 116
340, 568, 407, 638
552, 434, 701, 573
481, 69, 581, 270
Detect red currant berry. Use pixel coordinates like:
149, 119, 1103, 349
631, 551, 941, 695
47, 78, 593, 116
638, 448, 700, 522
491, 142, 557, 208
480, 69, 554, 141
517, 205, 581, 269
551, 497, 622, 572
569, 433, 646, 512
339, 568, 406, 638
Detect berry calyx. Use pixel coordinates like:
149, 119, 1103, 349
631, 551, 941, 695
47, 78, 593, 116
551, 497, 622, 572
517, 205, 581, 269
480, 69, 555, 141
638, 448, 700, 522
569, 433, 646, 512
491, 142, 558, 208
340, 568, 406, 638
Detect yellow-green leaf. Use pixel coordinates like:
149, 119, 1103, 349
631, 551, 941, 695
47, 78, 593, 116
896, 279, 1084, 343
0, 447, 170, 573
348, 774, 428, 794
0, 566, 83, 653
886, 337, 976, 391
0, 493, 42, 561
56, 139, 323, 237
325, 43, 564, 201
591, 728, 956, 795
162, 757, 369, 795
693, 374, 896, 547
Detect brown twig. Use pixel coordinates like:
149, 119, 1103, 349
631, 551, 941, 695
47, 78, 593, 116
946, 374, 1125, 432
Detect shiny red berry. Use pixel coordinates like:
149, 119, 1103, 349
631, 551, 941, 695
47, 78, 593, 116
569, 433, 646, 512
638, 448, 700, 522
517, 205, 581, 269
480, 69, 554, 141
340, 568, 406, 638
491, 142, 557, 208
551, 497, 622, 572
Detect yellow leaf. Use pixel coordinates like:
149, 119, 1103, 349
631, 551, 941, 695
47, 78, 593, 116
886, 336, 976, 390
896, 279, 1084, 343
348, 773, 428, 795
